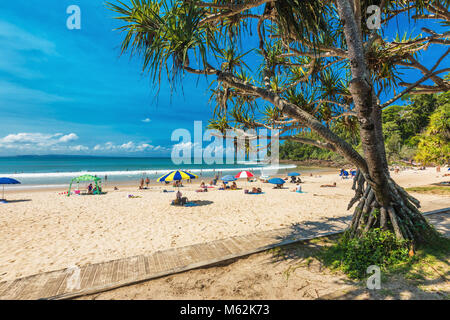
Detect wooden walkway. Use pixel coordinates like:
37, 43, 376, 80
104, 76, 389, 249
0, 208, 448, 300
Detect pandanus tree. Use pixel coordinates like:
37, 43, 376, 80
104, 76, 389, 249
108, 0, 450, 243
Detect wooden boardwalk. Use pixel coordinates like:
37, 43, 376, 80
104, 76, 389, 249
0, 208, 448, 300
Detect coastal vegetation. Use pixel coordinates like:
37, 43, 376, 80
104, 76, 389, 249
108, 0, 449, 279
280, 90, 450, 165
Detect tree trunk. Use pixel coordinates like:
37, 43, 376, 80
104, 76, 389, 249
336, 0, 437, 243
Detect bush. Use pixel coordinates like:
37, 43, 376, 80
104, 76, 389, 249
319, 229, 411, 279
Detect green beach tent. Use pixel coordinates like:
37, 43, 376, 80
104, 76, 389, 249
68, 174, 102, 196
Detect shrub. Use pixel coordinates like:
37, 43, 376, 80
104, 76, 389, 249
319, 229, 410, 279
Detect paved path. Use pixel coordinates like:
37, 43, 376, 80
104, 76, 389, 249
0, 208, 448, 300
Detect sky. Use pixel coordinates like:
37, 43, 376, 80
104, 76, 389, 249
0, 1, 448, 157
0, 0, 219, 157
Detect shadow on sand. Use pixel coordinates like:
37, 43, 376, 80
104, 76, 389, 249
1, 199, 32, 203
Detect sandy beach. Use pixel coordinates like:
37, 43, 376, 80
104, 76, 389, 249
0, 167, 448, 282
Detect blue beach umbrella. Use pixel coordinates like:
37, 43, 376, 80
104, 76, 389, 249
268, 177, 285, 185
0, 177, 21, 201
221, 175, 237, 182
288, 172, 300, 176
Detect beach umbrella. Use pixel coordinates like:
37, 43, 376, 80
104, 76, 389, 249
268, 177, 285, 185
157, 170, 198, 182
288, 172, 300, 176
235, 171, 254, 179
221, 175, 237, 182
0, 177, 21, 201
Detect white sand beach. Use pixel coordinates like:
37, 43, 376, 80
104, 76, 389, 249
0, 168, 448, 282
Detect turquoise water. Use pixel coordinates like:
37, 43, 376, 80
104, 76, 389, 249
0, 155, 296, 188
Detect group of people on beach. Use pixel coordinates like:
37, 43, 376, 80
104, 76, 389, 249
139, 177, 150, 189
87, 183, 102, 194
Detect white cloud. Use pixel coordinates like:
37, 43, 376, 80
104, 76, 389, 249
173, 141, 199, 150
141, 118, 151, 123
59, 133, 78, 143
0, 133, 168, 155
92, 141, 166, 153
0, 132, 87, 153
1, 133, 63, 146
69, 145, 89, 151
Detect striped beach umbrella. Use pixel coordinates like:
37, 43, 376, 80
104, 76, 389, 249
235, 171, 254, 179
157, 170, 198, 182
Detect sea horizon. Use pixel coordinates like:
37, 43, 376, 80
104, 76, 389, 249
0, 154, 303, 189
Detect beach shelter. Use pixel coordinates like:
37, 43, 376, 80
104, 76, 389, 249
268, 177, 285, 185
288, 172, 300, 176
0, 177, 21, 201
68, 174, 102, 196
235, 171, 254, 179
157, 170, 198, 183
221, 175, 237, 182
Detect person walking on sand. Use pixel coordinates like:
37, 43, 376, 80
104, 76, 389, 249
145, 177, 150, 188
139, 178, 144, 189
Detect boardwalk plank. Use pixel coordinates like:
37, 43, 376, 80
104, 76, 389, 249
110, 259, 120, 284
153, 251, 164, 273
40, 271, 68, 299
161, 250, 177, 271
85, 263, 100, 289
0, 278, 29, 299
221, 238, 242, 254
137, 256, 147, 278
0, 281, 11, 297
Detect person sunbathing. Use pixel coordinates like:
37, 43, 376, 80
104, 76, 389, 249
291, 184, 302, 192
93, 185, 102, 194
320, 182, 337, 187
231, 182, 237, 190
248, 187, 262, 194
174, 190, 188, 205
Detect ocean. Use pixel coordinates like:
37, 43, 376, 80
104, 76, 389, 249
0, 155, 298, 189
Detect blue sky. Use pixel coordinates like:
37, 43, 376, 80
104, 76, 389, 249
0, 1, 448, 156
0, 0, 218, 156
